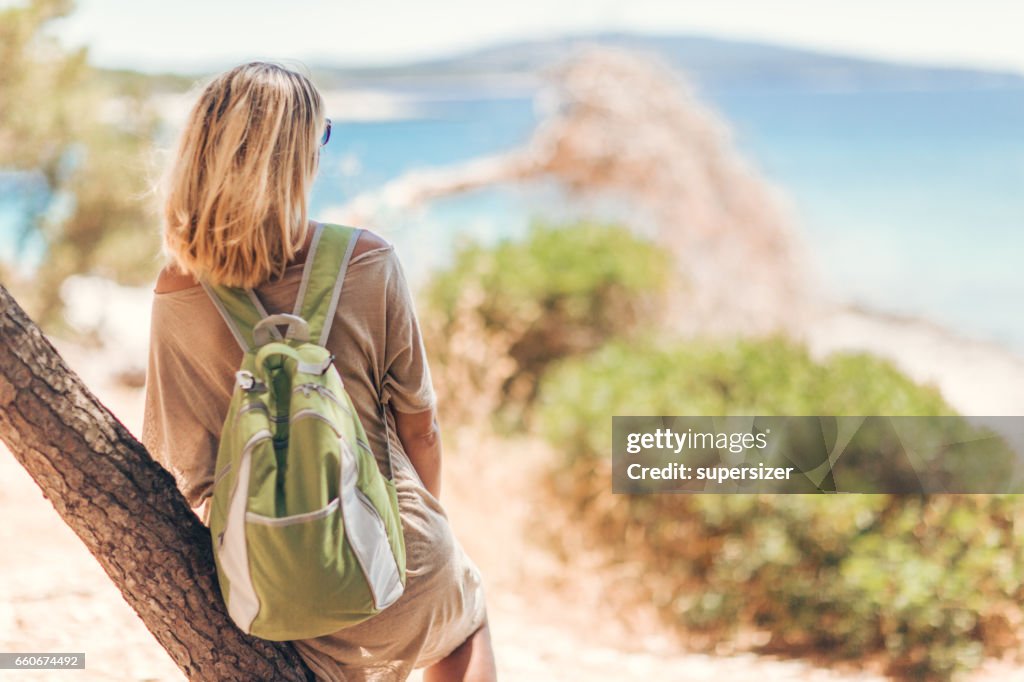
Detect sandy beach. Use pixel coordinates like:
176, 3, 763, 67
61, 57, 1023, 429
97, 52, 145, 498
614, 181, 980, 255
807, 305, 1024, 417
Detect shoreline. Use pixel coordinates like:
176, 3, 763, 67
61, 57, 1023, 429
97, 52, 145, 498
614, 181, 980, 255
805, 303, 1024, 416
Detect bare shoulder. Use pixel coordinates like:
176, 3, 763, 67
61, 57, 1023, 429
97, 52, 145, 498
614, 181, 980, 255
352, 229, 391, 259
154, 264, 199, 294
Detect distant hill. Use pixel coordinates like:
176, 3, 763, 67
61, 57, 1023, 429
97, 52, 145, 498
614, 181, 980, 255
307, 32, 1024, 92
108, 32, 1024, 94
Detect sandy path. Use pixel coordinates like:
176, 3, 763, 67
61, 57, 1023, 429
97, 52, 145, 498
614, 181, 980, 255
0, 418, 884, 682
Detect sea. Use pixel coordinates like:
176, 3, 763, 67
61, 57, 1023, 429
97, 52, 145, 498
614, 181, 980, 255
3, 83, 1023, 353
312, 84, 1024, 354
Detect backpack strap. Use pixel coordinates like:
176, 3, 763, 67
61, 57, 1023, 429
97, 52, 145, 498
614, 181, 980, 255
294, 223, 362, 346
300, 224, 399, 481
202, 281, 282, 353
202, 223, 361, 352
297, 223, 398, 480
204, 222, 397, 480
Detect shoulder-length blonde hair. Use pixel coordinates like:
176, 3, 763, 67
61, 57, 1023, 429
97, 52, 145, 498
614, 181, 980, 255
163, 62, 325, 288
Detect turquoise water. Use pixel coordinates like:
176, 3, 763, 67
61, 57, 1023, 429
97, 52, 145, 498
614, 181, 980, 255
3, 86, 1022, 352
711, 88, 1024, 351
306, 86, 1024, 353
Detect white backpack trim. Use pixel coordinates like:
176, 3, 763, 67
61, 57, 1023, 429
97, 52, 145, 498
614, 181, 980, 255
219, 429, 270, 633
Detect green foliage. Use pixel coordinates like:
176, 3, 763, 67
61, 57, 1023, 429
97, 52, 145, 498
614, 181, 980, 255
0, 0, 82, 172
537, 340, 1024, 679
0, 0, 160, 321
422, 220, 674, 427
537, 338, 951, 466
676, 495, 1024, 679
427, 219, 670, 323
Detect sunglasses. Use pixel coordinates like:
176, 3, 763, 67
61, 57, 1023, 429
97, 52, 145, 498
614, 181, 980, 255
320, 118, 332, 147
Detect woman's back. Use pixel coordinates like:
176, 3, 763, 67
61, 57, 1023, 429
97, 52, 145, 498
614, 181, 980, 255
148, 61, 493, 680
143, 227, 486, 680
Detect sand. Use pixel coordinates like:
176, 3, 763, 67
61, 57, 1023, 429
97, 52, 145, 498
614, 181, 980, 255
806, 305, 1024, 417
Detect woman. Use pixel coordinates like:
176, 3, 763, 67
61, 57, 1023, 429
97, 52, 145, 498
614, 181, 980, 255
142, 61, 496, 682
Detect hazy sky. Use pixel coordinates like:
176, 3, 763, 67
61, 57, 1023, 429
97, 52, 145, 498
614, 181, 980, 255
35, 0, 1024, 74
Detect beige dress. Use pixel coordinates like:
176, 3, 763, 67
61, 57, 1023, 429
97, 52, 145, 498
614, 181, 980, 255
141, 237, 487, 681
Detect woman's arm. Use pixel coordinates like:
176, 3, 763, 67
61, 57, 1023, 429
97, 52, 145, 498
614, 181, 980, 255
394, 406, 442, 500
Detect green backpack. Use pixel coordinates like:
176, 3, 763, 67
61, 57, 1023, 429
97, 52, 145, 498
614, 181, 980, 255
202, 223, 406, 641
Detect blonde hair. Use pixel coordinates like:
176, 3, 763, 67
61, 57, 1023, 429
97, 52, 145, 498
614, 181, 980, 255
163, 62, 325, 288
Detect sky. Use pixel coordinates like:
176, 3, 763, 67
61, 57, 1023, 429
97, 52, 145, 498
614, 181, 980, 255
25, 0, 1024, 74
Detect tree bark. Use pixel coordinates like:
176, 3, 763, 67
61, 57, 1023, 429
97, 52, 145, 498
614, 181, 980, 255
0, 286, 314, 681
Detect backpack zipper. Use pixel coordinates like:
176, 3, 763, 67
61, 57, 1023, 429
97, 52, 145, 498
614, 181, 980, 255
293, 383, 352, 416
235, 401, 288, 423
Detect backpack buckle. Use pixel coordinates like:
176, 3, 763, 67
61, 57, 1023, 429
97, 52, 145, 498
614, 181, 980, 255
235, 370, 266, 393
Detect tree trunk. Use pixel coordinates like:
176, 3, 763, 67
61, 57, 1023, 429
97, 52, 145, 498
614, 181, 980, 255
0, 286, 314, 681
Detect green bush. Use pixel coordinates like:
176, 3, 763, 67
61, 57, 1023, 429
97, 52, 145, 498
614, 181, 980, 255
537, 338, 952, 467
422, 220, 673, 427
676, 494, 1024, 678
1, 0, 160, 322
537, 339, 1024, 679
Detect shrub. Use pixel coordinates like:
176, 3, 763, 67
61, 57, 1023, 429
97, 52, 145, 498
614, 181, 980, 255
537, 339, 1024, 679
537, 337, 952, 468
422, 220, 673, 429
